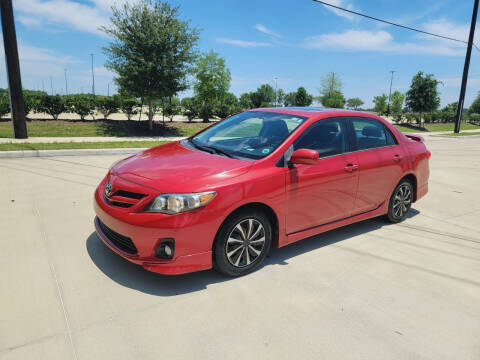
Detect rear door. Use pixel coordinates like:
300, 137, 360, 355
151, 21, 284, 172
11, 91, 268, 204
285, 117, 359, 234
348, 117, 408, 215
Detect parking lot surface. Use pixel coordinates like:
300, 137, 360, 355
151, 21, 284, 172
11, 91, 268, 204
1, 136, 479, 360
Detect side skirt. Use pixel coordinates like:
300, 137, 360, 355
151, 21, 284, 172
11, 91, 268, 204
280, 203, 387, 247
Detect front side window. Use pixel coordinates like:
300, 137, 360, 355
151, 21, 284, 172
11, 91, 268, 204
191, 111, 307, 159
294, 118, 347, 158
352, 118, 395, 150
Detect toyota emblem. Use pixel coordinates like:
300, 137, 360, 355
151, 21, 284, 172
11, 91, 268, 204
105, 182, 113, 196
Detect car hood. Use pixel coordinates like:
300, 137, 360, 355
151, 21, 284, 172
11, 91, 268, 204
112, 141, 253, 192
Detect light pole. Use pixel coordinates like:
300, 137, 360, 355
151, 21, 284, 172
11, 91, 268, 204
107, 82, 110, 97
50, 76, 53, 95
387, 70, 396, 115
90, 53, 95, 97
64, 68, 68, 95
454, 0, 479, 133
274, 77, 278, 107
0, 0, 27, 138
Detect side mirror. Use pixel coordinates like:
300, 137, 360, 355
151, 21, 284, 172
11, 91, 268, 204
289, 148, 319, 166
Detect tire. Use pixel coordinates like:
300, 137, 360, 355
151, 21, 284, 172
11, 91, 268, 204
385, 179, 414, 223
214, 209, 272, 277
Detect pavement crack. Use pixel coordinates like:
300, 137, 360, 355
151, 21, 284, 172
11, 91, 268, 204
34, 202, 79, 360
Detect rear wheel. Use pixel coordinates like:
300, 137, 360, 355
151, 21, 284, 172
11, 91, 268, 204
386, 180, 413, 223
214, 210, 272, 277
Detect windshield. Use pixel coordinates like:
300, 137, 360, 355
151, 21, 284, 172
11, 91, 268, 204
191, 111, 307, 159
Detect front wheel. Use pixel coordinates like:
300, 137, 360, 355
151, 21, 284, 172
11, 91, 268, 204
386, 180, 413, 223
214, 210, 272, 277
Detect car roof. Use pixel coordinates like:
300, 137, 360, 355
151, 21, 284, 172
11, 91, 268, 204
248, 107, 378, 119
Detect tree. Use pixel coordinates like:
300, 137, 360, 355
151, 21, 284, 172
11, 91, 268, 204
181, 97, 200, 121
294, 87, 313, 107
239, 93, 253, 109
96, 95, 121, 120
276, 89, 285, 107
102, 0, 200, 130
38, 95, 67, 120
0, 94, 10, 119
441, 102, 458, 123
250, 84, 275, 108
120, 98, 139, 120
319, 72, 345, 108
469, 92, 480, 114
346, 97, 364, 110
216, 92, 240, 118
405, 71, 441, 127
284, 92, 296, 107
390, 91, 405, 120
322, 91, 345, 108
194, 51, 231, 122
373, 94, 388, 115
67, 94, 95, 120
162, 97, 181, 121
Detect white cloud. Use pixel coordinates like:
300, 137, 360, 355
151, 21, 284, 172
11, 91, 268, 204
254, 24, 282, 38
17, 16, 42, 28
304, 29, 465, 56
216, 38, 271, 48
321, 0, 358, 21
14, 0, 110, 36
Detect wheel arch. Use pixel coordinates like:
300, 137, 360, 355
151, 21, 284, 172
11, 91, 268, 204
400, 173, 418, 201
213, 202, 280, 251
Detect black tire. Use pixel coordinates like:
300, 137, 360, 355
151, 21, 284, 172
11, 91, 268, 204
214, 209, 272, 277
385, 179, 414, 223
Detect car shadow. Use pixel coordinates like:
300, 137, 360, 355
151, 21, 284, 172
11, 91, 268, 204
86, 208, 420, 296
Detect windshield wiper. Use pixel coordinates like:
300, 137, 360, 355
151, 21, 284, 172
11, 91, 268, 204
188, 139, 234, 158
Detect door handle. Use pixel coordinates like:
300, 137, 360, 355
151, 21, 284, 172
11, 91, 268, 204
393, 154, 403, 162
344, 164, 359, 173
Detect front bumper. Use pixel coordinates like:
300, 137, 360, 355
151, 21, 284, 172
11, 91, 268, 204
94, 217, 212, 275
93, 175, 218, 275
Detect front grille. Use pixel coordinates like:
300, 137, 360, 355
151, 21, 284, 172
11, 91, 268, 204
104, 196, 133, 208
98, 219, 138, 255
114, 190, 146, 200
104, 188, 147, 208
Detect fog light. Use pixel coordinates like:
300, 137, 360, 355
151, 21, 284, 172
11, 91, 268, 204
155, 238, 175, 259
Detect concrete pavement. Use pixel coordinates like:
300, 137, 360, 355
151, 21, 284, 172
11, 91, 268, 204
1, 136, 479, 359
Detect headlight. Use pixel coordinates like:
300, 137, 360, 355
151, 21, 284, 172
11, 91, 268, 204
146, 192, 216, 214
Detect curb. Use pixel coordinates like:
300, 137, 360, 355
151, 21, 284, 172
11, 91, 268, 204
0, 147, 148, 158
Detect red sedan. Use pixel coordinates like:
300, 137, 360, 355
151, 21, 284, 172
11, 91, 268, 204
94, 107, 430, 276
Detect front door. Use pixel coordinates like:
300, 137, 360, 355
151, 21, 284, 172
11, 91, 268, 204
286, 118, 359, 234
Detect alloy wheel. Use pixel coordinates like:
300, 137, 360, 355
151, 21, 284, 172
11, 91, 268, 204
393, 183, 412, 218
225, 219, 266, 268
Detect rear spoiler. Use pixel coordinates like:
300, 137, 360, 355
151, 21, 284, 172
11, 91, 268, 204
405, 133, 424, 143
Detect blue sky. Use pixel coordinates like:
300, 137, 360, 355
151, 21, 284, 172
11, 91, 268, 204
2, 0, 480, 107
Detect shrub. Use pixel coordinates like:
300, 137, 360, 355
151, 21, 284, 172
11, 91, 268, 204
469, 113, 480, 124
120, 98, 139, 120
96, 95, 120, 120
67, 94, 95, 120
162, 97, 181, 122
181, 97, 200, 121
38, 94, 67, 120
216, 93, 240, 119
0, 94, 10, 119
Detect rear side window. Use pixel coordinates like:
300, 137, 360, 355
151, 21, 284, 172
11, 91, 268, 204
351, 117, 396, 150
294, 118, 347, 158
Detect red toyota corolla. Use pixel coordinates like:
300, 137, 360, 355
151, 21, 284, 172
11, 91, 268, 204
94, 107, 430, 276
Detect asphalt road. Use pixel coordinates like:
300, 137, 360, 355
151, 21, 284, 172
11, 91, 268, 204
1, 136, 479, 360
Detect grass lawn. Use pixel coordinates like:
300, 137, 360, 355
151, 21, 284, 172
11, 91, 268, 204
0, 141, 169, 151
0, 120, 212, 138
395, 123, 480, 133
